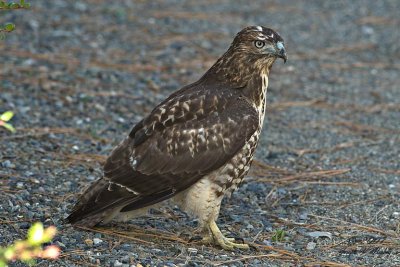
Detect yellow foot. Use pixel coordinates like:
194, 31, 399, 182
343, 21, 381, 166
206, 221, 249, 250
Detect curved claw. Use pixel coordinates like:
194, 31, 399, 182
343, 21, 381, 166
208, 221, 249, 250
188, 235, 204, 243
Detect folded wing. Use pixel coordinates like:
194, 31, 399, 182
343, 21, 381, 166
67, 86, 259, 224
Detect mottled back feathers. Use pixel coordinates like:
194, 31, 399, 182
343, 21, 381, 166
67, 83, 259, 224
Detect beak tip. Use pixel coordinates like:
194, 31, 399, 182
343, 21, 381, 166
279, 53, 287, 63
277, 47, 287, 63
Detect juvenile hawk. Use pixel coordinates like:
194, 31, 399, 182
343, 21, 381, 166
67, 26, 287, 250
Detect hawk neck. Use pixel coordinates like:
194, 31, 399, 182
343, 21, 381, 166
197, 50, 273, 118
241, 69, 269, 112
200, 49, 273, 89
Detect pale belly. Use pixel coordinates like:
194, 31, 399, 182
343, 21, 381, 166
171, 125, 262, 224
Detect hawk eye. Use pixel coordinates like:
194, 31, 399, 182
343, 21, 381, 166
254, 40, 265, 49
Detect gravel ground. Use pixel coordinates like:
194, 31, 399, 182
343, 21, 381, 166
1, 1, 400, 266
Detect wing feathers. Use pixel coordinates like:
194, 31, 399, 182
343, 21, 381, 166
67, 86, 259, 225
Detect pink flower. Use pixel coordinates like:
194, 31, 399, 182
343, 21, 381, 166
41, 245, 60, 259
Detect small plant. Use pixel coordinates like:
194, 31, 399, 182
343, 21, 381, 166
0, 111, 16, 133
0, 0, 30, 9
271, 229, 286, 242
0, 0, 30, 39
0, 222, 60, 266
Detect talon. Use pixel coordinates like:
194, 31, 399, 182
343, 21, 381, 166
188, 235, 204, 242
208, 221, 249, 250
223, 236, 245, 244
233, 237, 245, 243
200, 235, 213, 245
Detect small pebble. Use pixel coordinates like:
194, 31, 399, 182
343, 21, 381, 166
262, 239, 272, 246
187, 247, 198, 255
93, 238, 103, 245
299, 213, 308, 220
2, 160, 15, 169
151, 248, 162, 254
306, 242, 317, 250
219, 255, 228, 260
307, 231, 332, 239
56, 241, 66, 249
19, 222, 30, 229
85, 239, 94, 246
246, 224, 254, 230
113, 260, 123, 267
2, 160, 11, 167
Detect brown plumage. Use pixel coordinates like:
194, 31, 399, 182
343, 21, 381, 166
66, 26, 287, 250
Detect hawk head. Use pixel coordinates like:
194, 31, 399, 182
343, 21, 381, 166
201, 25, 287, 86
231, 26, 287, 63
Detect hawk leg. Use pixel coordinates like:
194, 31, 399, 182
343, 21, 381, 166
202, 221, 249, 250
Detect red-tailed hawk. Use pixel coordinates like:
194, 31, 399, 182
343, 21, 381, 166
67, 26, 287, 250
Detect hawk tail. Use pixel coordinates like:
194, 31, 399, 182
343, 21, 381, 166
64, 178, 126, 227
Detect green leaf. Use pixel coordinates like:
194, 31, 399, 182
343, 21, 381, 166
271, 229, 286, 242
27, 222, 44, 246
42, 226, 57, 243
3, 246, 15, 260
2, 122, 16, 133
20, 0, 29, 8
0, 1, 5, 8
25, 259, 36, 266
9, 2, 20, 9
0, 111, 14, 121
4, 23, 15, 32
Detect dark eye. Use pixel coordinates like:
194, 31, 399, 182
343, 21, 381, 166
254, 40, 265, 48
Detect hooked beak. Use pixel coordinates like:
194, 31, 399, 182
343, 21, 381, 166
275, 42, 287, 63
